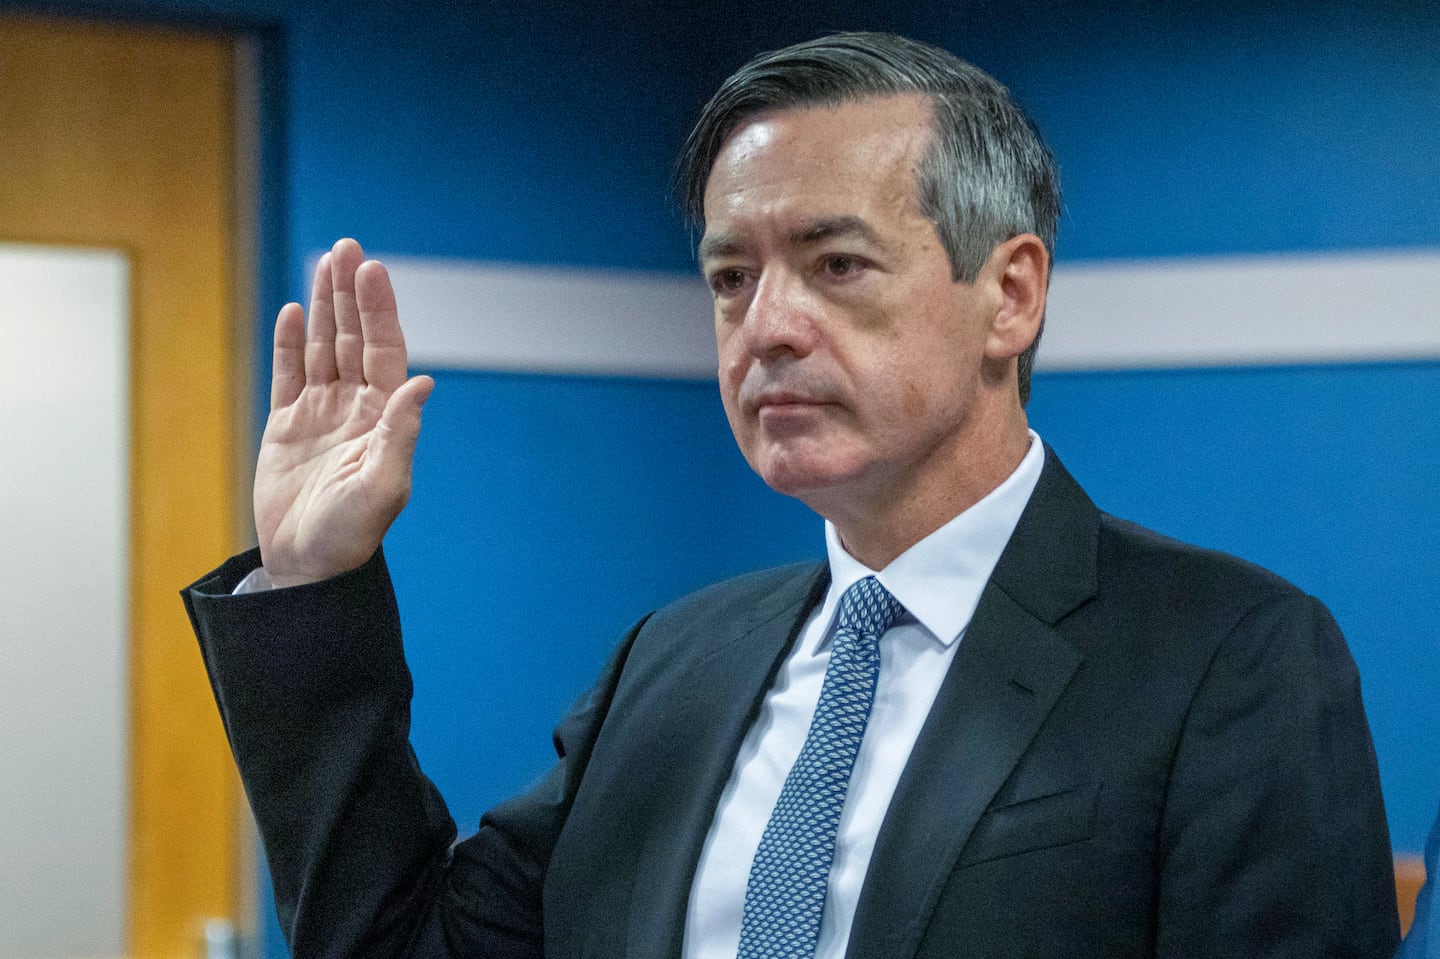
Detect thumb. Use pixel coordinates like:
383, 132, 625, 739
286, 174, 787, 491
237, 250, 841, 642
370, 374, 434, 484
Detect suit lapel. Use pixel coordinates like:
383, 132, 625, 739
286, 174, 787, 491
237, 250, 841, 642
625, 562, 829, 959
848, 448, 1100, 958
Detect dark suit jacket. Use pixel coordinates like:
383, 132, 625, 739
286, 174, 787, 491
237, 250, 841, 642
183, 449, 1400, 958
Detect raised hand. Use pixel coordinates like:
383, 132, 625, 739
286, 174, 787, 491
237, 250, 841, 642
254, 238, 434, 587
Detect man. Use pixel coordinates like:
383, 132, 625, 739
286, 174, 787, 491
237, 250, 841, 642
183, 32, 1399, 958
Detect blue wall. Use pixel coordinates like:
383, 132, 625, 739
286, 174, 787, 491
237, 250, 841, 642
272, 0, 1440, 848
390, 371, 815, 813
9, 0, 1437, 947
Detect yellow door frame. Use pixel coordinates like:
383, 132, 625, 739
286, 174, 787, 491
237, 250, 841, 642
0, 13, 254, 958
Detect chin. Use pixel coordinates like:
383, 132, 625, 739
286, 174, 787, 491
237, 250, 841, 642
742, 430, 870, 497
753, 454, 860, 504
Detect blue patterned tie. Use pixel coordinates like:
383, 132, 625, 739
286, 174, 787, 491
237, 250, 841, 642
736, 576, 906, 959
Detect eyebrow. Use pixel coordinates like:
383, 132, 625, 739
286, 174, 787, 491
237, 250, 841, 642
697, 232, 746, 263
789, 215, 884, 250
698, 215, 886, 265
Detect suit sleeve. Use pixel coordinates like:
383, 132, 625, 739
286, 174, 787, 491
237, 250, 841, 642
181, 548, 639, 959
1154, 592, 1400, 958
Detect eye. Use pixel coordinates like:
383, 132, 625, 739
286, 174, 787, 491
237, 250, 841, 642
821, 254, 864, 278
709, 268, 748, 296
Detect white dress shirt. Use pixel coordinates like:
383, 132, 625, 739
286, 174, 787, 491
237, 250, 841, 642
682, 431, 1045, 959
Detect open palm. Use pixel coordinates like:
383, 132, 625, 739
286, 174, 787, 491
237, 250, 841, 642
254, 238, 433, 587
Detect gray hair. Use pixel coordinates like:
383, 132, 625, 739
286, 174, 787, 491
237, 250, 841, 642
677, 32, 1060, 406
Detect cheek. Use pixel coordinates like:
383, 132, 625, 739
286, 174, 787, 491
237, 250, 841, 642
717, 356, 743, 413
902, 379, 928, 419
716, 327, 749, 401
864, 348, 932, 424
716, 356, 750, 440
718, 381, 743, 435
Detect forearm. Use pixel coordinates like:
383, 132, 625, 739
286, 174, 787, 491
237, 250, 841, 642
182, 548, 460, 959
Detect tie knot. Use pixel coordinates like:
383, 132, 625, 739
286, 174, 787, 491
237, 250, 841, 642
835, 576, 905, 640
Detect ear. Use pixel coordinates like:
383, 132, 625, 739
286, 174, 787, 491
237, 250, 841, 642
982, 233, 1049, 362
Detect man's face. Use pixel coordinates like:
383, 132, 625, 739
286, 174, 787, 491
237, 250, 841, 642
701, 94, 1003, 523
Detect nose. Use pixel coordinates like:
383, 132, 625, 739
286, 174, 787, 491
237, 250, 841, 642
741, 268, 819, 361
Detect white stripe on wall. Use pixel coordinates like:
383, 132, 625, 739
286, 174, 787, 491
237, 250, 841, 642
385, 256, 717, 378
1041, 247, 1440, 371
377, 247, 1440, 378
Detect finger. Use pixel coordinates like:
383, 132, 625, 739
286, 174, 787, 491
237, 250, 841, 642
355, 260, 411, 392
304, 252, 339, 383
330, 238, 366, 383
271, 302, 307, 410
367, 375, 435, 504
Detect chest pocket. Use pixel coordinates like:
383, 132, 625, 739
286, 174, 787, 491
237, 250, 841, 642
956, 782, 1100, 867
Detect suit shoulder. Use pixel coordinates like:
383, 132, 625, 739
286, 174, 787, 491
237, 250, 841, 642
1099, 512, 1298, 589
604, 560, 823, 696
1095, 512, 1322, 631
649, 560, 825, 628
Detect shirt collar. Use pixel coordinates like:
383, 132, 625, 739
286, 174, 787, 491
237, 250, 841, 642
809, 430, 1046, 654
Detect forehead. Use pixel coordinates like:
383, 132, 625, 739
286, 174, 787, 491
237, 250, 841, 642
701, 94, 935, 239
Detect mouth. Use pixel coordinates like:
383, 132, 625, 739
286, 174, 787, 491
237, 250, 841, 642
751, 390, 831, 414
734, 368, 842, 420
747, 391, 839, 435
757, 390, 821, 407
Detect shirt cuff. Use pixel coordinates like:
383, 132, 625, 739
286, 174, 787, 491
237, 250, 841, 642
232, 565, 274, 595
